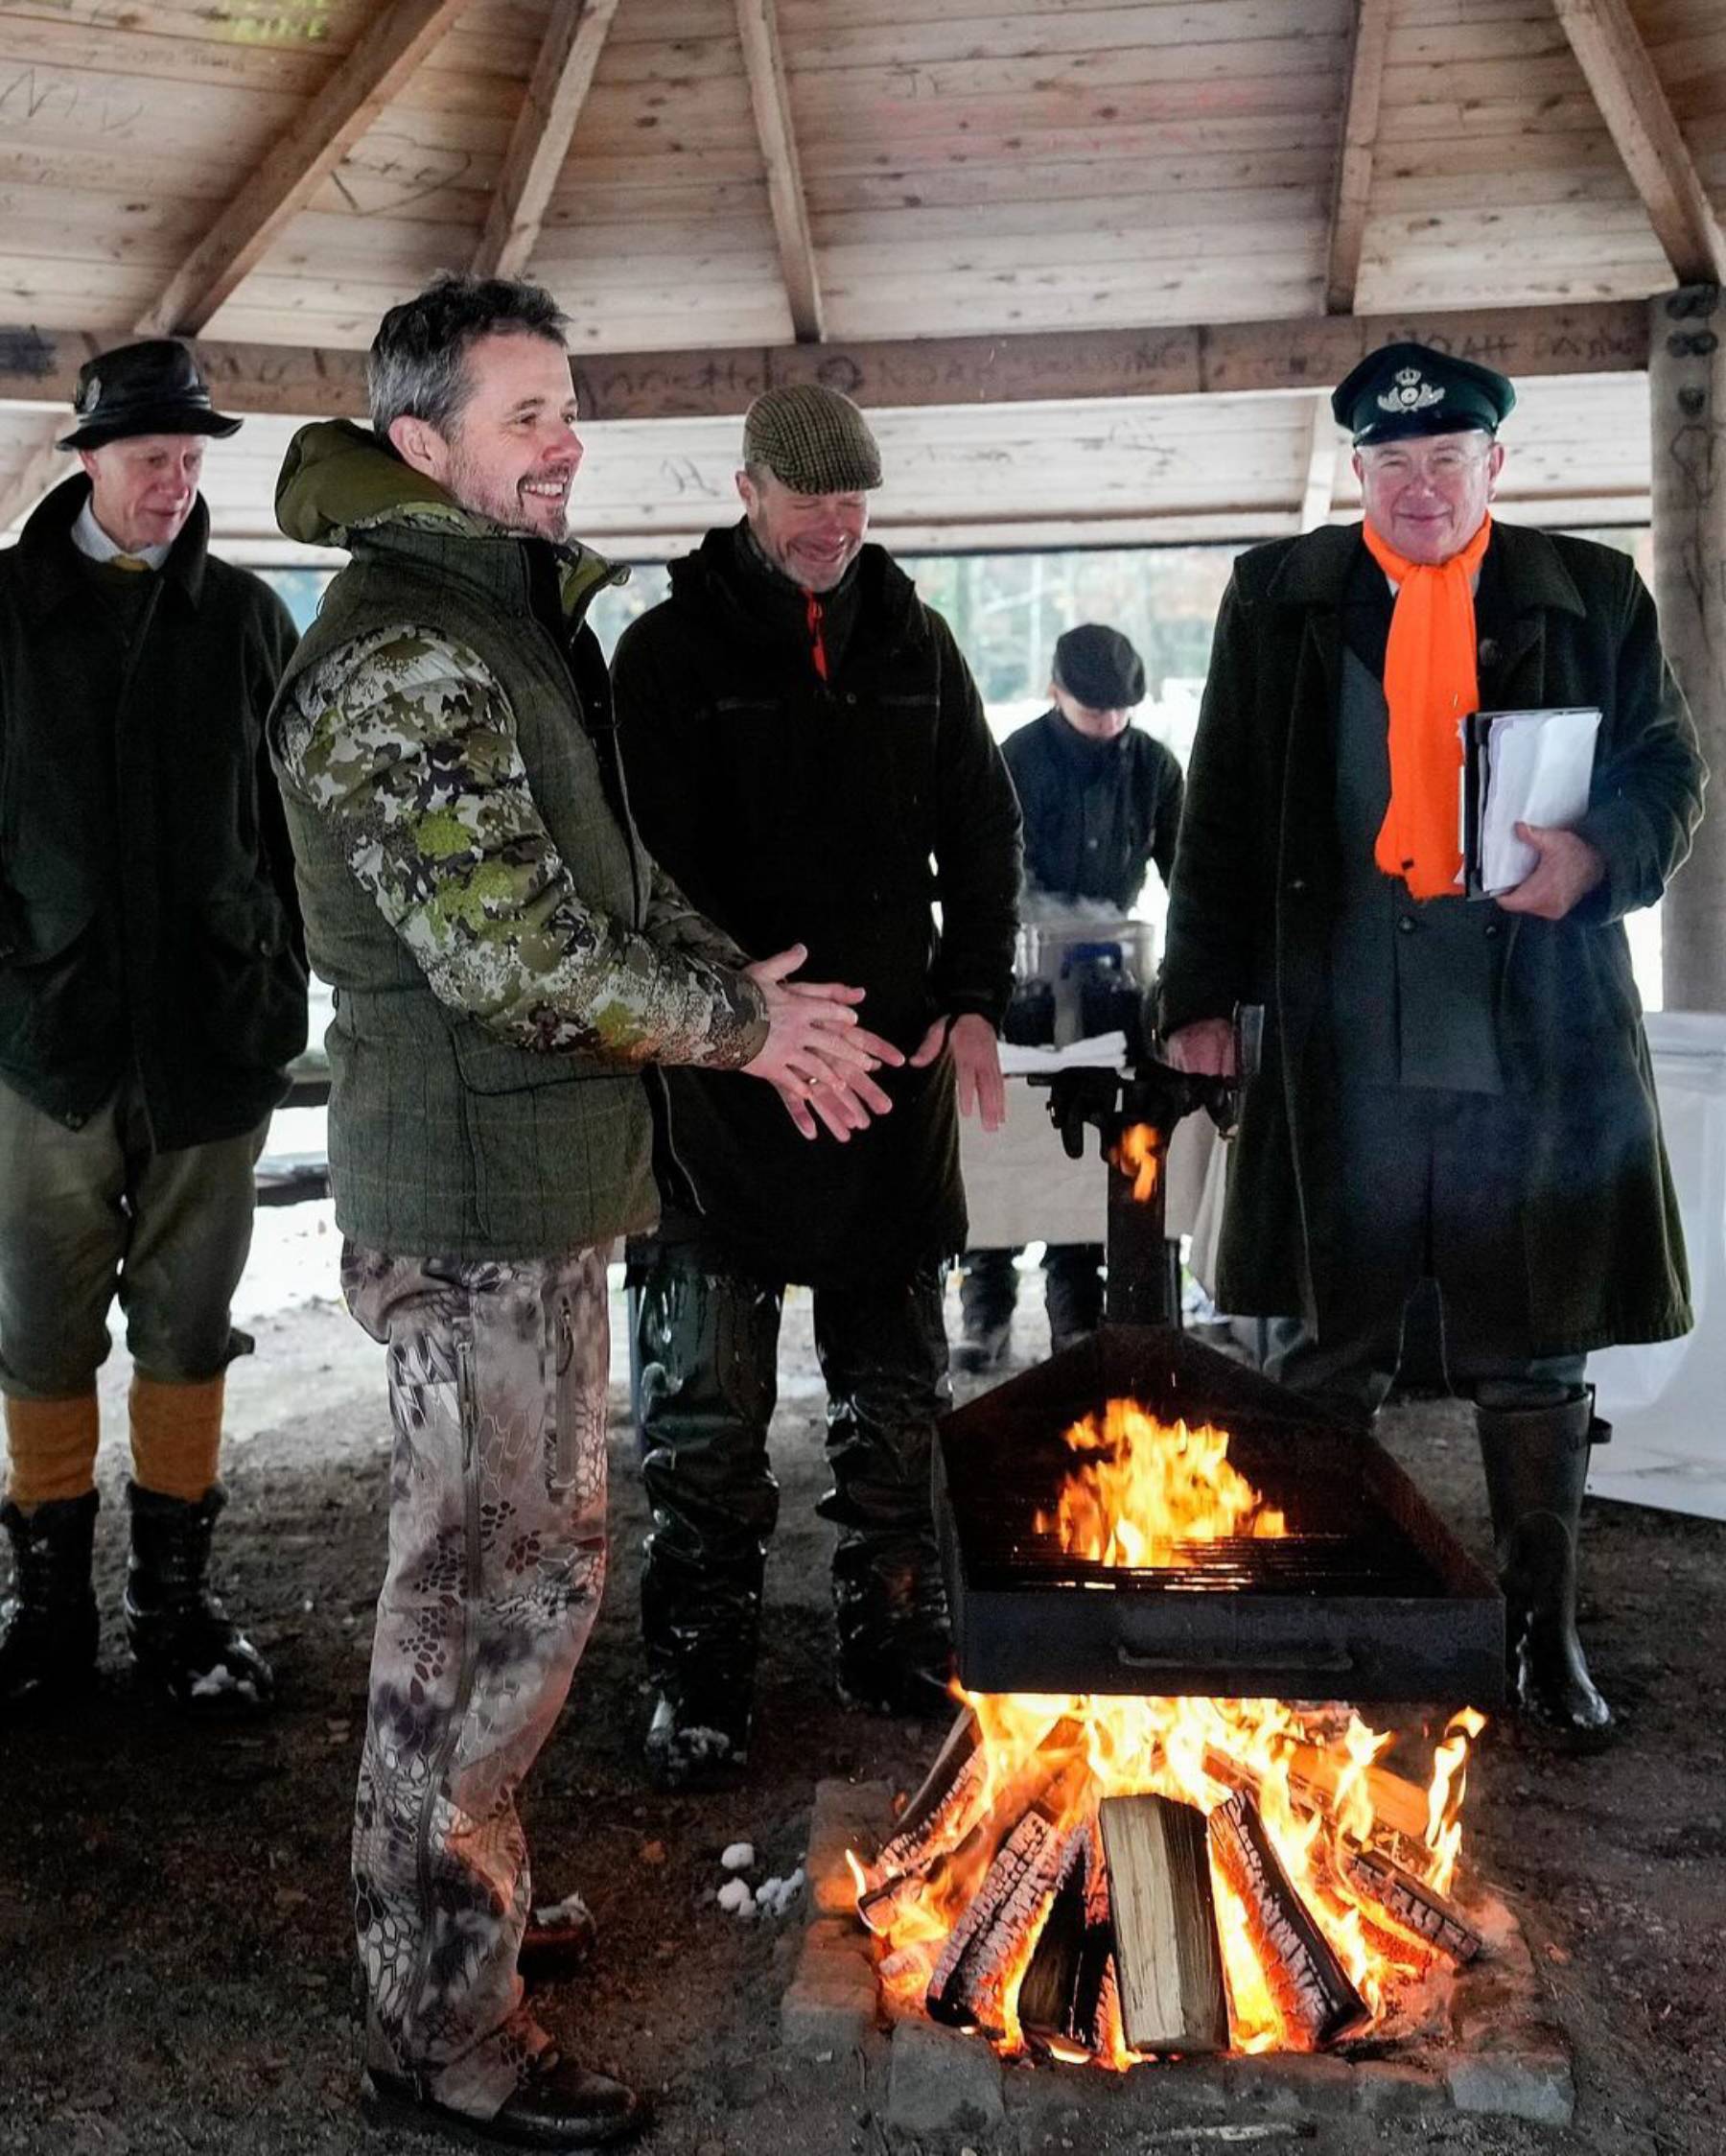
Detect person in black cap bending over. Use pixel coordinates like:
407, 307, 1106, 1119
0, 340, 306, 1720
1158, 339, 1704, 1743
612, 383, 1021, 1788
953, 623, 1184, 1371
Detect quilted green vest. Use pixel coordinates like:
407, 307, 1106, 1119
272, 521, 658, 1259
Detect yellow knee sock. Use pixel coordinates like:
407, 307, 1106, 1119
129, 1373, 224, 1505
5, 1391, 101, 1508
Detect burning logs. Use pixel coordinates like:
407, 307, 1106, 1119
1340, 1844, 1481, 1967
1207, 1792, 1369, 2051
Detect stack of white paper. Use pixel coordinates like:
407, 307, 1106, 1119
1462, 706, 1600, 897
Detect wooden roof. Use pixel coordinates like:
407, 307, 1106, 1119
2, 0, 1722, 553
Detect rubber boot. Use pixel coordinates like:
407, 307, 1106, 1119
1043, 1242, 1105, 1355
953, 1249, 1016, 1374
818, 1270, 954, 1717
1476, 1391, 1614, 1744
636, 1259, 782, 1790
124, 1482, 274, 1714
0, 1489, 99, 1713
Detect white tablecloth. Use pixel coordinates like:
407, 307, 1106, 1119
958, 1067, 1216, 1248
1589, 1011, 1726, 1520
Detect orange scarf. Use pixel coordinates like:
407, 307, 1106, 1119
1362, 514, 1494, 900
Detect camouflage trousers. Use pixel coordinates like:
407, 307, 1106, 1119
342, 1243, 611, 2120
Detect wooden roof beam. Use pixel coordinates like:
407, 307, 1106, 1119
1554, 0, 1726, 286
1299, 394, 1343, 530
1325, 0, 1392, 316
735, 0, 825, 344
0, 302, 1649, 440
473, 0, 621, 282
137, 0, 474, 338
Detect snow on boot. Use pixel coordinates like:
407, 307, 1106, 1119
124, 1481, 273, 1714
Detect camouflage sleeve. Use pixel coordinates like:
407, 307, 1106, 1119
277, 625, 769, 1069
641, 858, 757, 973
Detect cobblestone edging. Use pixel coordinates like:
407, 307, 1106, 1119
786, 1777, 1575, 2141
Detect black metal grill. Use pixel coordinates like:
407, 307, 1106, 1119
936, 1324, 1504, 1705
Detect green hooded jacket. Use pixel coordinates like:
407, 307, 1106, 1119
268, 421, 767, 1260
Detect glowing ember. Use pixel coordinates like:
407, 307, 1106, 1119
854, 1398, 1486, 2067
1111, 1123, 1161, 1202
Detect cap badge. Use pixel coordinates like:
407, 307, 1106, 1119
1378, 365, 1444, 416
77, 373, 101, 415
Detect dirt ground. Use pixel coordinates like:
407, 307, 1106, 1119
2, 1264, 1723, 2156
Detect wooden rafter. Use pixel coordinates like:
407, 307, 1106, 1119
0, 302, 1649, 444
1554, 0, 1726, 285
1324, 0, 1391, 316
138, 0, 474, 339
0, 0, 470, 529
734, 0, 825, 343
473, 0, 621, 281
1299, 394, 1341, 531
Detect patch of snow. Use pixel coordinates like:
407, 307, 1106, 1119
752, 1867, 805, 1919
715, 1878, 754, 1917
719, 1841, 755, 1873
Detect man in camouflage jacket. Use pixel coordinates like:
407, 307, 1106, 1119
268, 276, 896, 2154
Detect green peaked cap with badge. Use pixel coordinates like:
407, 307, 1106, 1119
1331, 340, 1516, 446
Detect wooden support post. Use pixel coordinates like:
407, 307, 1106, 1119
1648, 286, 1726, 1015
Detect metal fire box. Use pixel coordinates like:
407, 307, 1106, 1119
936, 1326, 1504, 1706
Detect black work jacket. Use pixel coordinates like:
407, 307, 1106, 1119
1002, 709, 1184, 906
613, 526, 1021, 1286
1158, 520, 1704, 1355
0, 478, 306, 1148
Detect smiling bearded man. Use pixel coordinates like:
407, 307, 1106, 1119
266, 275, 903, 2153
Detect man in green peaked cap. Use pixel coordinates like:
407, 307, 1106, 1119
1159, 336, 1703, 1748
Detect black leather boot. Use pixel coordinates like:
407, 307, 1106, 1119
1477, 1391, 1614, 1744
361, 2048, 646, 2150
0, 1489, 99, 1712
124, 1482, 274, 1713
953, 1249, 1015, 1373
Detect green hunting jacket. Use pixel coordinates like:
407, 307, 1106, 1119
1158, 519, 1705, 1355
268, 421, 768, 1260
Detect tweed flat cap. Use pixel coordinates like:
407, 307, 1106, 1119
742, 384, 882, 492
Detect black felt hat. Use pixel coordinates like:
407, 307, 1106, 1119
1331, 340, 1515, 446
58, 340, 243, 452
1053, 623, 1146, 711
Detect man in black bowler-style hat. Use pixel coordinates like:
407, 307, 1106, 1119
1158, 338, 1704, 1743
0, 340, 306, 1720
954, 621, 1185, 1371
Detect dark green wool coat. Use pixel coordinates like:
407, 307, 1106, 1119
0, 476, 305, 1149
1158, 520, 1705, 1356
612, 525, 1022, 1288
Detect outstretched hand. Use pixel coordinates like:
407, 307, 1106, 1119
1495, 823, 1605, 922
742, 946, 904, 1143
910, 1011, 1006, 1133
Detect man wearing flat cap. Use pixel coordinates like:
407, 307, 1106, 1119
0, 340, 306, 1718
612, 382, 1021, 1787
955, 622, 1185, 1369
1159, 339, 1704, 1744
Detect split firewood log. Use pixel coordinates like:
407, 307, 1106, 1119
1097, 1793, 1229, 2055
1340, 1842, 1482, 1966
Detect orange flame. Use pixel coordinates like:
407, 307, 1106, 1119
1111, 1124, 1161, 1202
859, 1399, 1486, 2064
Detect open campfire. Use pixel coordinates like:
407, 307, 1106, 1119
851, 1402, 1487, 2069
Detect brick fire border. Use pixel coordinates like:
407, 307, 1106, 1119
785, 1778, 1574, 2140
